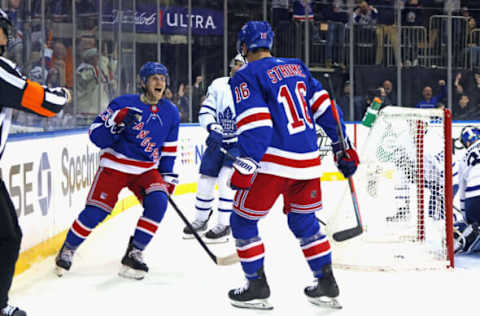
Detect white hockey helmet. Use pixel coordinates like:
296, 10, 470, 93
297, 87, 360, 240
229, 53, 246, 68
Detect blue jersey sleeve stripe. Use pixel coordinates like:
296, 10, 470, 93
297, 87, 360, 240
201, 104, 216, 113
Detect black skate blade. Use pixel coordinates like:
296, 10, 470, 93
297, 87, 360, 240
307, 296, 342, 309
230, 298, 273, 310
118, 265, 146, 280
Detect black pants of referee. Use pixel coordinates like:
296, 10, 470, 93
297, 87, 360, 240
0, 179, 22, 309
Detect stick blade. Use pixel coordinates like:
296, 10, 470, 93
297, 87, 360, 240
215, 253, 240, 266
332, 226, 363, 242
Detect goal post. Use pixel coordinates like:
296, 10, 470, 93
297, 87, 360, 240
326, 106, 454, 271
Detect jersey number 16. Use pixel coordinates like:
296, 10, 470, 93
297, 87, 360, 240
277, 81, 313, 135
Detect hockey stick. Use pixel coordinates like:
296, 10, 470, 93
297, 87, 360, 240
324, 74, 363, 242
220, 147, 237, 161
167, 196, 239, 266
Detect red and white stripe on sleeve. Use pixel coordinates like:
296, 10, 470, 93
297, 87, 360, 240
161, 140, 177, 157
235, 107, 272, 134
310, 90, 330, 121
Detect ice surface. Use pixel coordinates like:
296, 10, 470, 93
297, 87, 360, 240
9, 193, 480, 316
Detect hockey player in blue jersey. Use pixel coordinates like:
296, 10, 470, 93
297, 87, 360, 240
453, 126, 480, 254
55, 62, 180, 280
183, 54, 245, 243
226, 21, 359, 310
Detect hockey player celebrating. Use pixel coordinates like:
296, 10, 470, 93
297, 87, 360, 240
226, 21, 359, 310
55, 62, 179, 280
182, 54, 245, 243
453, 126, 480, 254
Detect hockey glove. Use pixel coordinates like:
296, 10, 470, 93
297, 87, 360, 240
162, 173, 179, 195
106, 107, 143, 134
332, 138, 359, 178
230, 157, 258, 190
206, 123, 223, 150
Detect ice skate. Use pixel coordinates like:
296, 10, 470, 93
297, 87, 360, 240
228, 267, 273, 310
182, 211, 212, 239
55, 243, 75, 277
1, 305, 27, 316
304, 264, 342, 309
204, 224, 231, 244
119, 237, 148, 280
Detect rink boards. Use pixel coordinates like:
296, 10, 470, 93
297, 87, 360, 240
4, 121, 474, 275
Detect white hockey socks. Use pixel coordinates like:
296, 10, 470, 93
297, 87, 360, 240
195, 175, 216, 222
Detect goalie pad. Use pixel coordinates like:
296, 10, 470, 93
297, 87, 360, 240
454, 222, 480, 254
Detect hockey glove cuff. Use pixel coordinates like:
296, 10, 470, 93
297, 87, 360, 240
162, 173, 179, 195
206, 123, 223, 150
230, 157, 258, 190
106, 107, 143, 134
332, 138, 359, 178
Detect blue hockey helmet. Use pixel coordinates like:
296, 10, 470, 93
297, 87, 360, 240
139, 62, 169, 86
460, 125, 480, 148
236, 21, 274, 56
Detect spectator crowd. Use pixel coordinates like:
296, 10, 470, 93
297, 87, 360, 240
5, 0, 480, 131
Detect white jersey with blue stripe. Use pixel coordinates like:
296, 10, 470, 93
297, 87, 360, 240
457, 140, 480, 209
198, 77, 237, 143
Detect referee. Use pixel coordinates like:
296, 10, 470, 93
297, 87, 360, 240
0, 9, 71, 316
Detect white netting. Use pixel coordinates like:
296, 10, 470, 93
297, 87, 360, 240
326, 107, 452, 271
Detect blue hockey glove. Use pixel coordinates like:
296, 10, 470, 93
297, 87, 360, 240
332, 138, 359, 178
230, 157, 258, 190
206, 123, 223, 150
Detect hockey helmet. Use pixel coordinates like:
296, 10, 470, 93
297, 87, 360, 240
0, 9, 11, 56
236, 21, 274, 56
139, 62, 169, 86
460, 125, 480, 148
229, 53, 246, 68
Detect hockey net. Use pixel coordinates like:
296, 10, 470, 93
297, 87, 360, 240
326, 106, 453, 271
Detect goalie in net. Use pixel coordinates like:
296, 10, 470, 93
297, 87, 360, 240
325, 106, 454, 271
453, 126, 480, 254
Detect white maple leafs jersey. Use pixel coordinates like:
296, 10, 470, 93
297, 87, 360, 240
457, 140, 480, 210
198, 77, 237, 143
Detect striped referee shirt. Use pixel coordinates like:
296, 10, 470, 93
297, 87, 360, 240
0, 56, 68, 158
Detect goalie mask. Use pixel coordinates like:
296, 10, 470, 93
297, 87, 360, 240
460, 125, 480, 148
